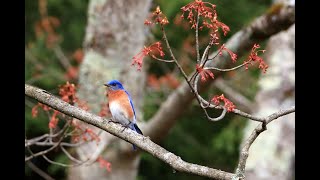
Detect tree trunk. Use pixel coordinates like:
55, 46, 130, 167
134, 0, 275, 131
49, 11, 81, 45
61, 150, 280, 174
68, 0, 151, 179
240, 23, 295, 180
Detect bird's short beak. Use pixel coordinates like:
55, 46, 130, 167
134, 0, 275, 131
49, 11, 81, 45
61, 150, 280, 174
104, 84, 110, 88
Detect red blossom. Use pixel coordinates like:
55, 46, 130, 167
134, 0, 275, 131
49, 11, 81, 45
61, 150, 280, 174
64, 66, 79, 81
73, 48, 84, 63
144, 6, 169, 26
211, 94, 235, 112
97, 156, 112, 172
180, 0, 230, 41
49, 110, 60, 129
132, 42, 165, 70
245, 44, 268, 73
219, 44, 237, 62
70, 119, 101, 144
31, 104, 39, 118
31, 103, 51, 118
196, 64, 214, 82
59, 81, 77, 103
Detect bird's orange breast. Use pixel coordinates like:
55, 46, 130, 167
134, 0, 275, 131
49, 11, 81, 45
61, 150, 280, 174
107, 90, 134, 120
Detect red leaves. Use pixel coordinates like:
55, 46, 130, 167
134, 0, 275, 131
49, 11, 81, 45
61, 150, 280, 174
196, 64, 214, 82
59, 82, 77, 103
219, 44, 237, 63
49, 110, 59, 129
31, 82, 89, 129
180, 0, 230, 42
64, 66, 79, 81
132, 42, 165, 70
245, 44, 268, 73
211, 94, 235, 112
97, 156, 112, 172
70, 120, 100, 144
31, 105, 39, 118
31, 103, 51, 118
72, 48, 84, 63
144, 6, 169, 26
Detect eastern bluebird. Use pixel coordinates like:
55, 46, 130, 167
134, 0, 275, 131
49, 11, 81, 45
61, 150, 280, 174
104, 80, 143, 150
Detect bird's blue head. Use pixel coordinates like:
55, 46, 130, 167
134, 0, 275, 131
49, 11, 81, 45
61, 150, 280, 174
104, 80, 125, 91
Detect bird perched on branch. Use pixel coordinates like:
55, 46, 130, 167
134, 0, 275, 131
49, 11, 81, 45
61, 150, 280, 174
104, 80, 143, 150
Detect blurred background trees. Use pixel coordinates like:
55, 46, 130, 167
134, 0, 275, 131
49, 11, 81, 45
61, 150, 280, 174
25, 0, 294, 179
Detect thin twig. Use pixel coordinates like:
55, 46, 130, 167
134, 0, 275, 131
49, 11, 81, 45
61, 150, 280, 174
151, 56, 174, 63
204, 62, 249, 72
53, 46, 72, 70
194, 74, 227, 121
26, 160, 55, 180
60, 146, 83, 164
161, 25, 220, 120
25, 122, 69, 147
196, 12, 200, 63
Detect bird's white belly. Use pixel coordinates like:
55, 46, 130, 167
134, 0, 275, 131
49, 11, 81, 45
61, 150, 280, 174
109, 101, 130, 125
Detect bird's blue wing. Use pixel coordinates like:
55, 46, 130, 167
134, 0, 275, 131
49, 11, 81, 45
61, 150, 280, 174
124, 90, 136, 120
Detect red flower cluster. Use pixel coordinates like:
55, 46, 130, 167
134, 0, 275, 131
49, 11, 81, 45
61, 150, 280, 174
49, 110, 59, 129
180, 0, 230, 38
132, 42, 165, 70
219, 44, 237, 63
96, 156, 112, 172
211, 94, 235, 112
196, 64, 214, 82
31, 82, 89, 129
245, 44, 268, 73
144, 6, 169, 26
32, 103, 51, 118
59, 82, 89, 110
71, 120, 101, 144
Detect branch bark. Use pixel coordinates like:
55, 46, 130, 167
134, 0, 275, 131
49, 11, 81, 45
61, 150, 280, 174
25, 84, 233, 179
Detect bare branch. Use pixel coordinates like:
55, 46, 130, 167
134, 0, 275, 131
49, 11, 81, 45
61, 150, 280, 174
25, 122, 69, 147
196, 12, 200, 63
53, 46, 72, 70
150, 56, 174, 63
25, 84, 234, 179
26, 160, 55, 180
204, 62, 249, 72
25, 134, 64, 162
234, 106, 295, 179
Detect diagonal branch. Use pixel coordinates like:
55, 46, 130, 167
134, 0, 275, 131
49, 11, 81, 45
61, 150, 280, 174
25, 84, 234, 179
25, 82, 294, 179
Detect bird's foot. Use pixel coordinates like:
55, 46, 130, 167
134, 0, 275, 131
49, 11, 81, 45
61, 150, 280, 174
121, 123, 131, 132
108, 118, 119, 124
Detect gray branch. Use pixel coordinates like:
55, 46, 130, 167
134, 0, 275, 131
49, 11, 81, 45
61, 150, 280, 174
234, 106, 295, 179
25, 84, 234, 179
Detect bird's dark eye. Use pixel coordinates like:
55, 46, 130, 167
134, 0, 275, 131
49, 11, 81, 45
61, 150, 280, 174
112, 83, 116, 86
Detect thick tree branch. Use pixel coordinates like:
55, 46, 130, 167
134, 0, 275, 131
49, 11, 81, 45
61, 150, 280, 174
145, 4, 295, 142
25, 84, 234, 179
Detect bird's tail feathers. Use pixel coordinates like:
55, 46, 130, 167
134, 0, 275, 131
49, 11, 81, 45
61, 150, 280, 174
133, 124, 143, 135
